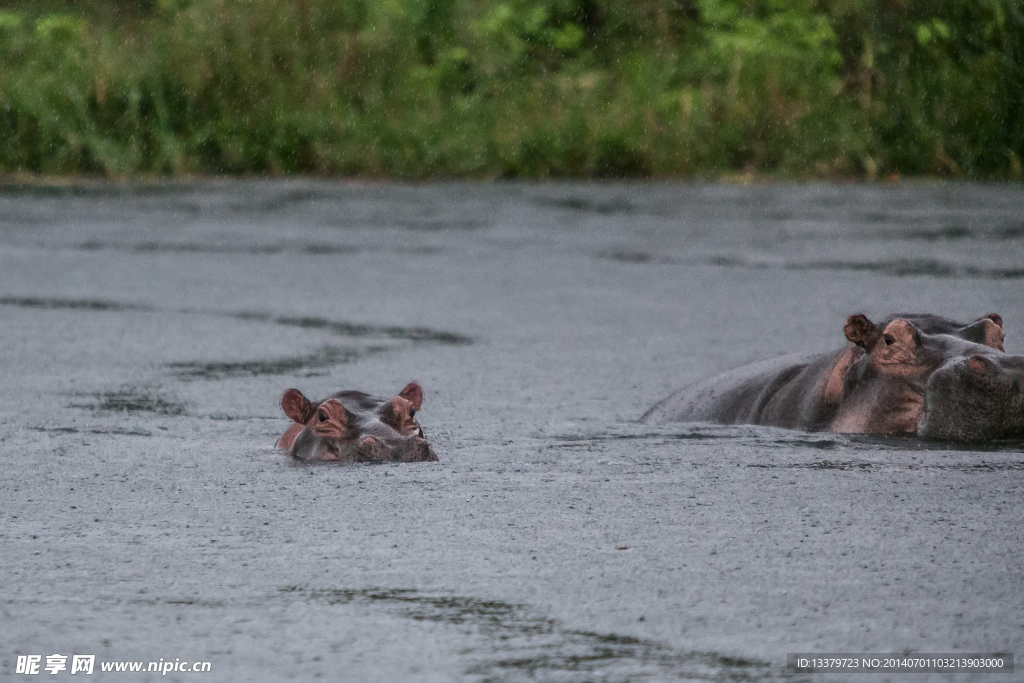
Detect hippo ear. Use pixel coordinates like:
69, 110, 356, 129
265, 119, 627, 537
844, 314, 880, 350
398, 382, 424, 411
966, 316, 1005, 351
982, 314, 1005, 352
281, 388, 314, 424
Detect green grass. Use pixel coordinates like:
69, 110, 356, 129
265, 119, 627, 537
0, 0, 1021, 179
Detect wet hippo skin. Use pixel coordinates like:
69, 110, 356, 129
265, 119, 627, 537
643, 314, 1020, 439
919, 353, 1024, 441
276, 382, 438, 462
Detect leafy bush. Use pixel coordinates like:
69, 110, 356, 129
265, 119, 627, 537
0, 0, 1020, 177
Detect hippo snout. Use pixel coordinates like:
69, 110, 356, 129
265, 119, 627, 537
920, 353, 1024, 441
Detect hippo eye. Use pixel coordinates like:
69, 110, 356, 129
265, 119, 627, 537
883, 334, 894, 346
409, 409, 416, 419
318, 410, 328, 422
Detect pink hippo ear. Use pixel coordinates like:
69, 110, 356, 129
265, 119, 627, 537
398, 382, 424, 411
970, 317, 1003, 350
979, 314, 1005, 351
281, 388, 314, 424
844, 314, 880, 350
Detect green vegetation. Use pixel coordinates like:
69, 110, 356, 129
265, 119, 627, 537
0, 0, 1021, 178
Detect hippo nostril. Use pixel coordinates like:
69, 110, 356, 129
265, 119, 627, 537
967, 355, 994, 375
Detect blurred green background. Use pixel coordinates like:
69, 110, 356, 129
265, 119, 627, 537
1, 0, 1021, 178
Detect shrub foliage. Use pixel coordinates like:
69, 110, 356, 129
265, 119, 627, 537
1, 0, 1021, 178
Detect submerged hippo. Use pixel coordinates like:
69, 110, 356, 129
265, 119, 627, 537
276, 382, 438, 462
643, 313, 1018, 439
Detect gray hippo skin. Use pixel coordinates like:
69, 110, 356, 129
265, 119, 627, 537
642, 314, 1009, 437
276, 383, 438, 463
919, 353, 1024, 441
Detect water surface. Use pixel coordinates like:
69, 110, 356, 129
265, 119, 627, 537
1, 181, 1022, 681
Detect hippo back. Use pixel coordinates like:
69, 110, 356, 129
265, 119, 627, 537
642, 352, 829, 427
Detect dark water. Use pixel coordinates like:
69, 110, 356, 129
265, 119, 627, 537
1, 181, 1022, 682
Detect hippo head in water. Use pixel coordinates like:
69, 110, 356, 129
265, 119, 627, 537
876, 313, 1005, 351
919, 353, 1024, 441
844, 313, 1005, 355
276, 383, 438, 462
834, 313, 1015, 437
